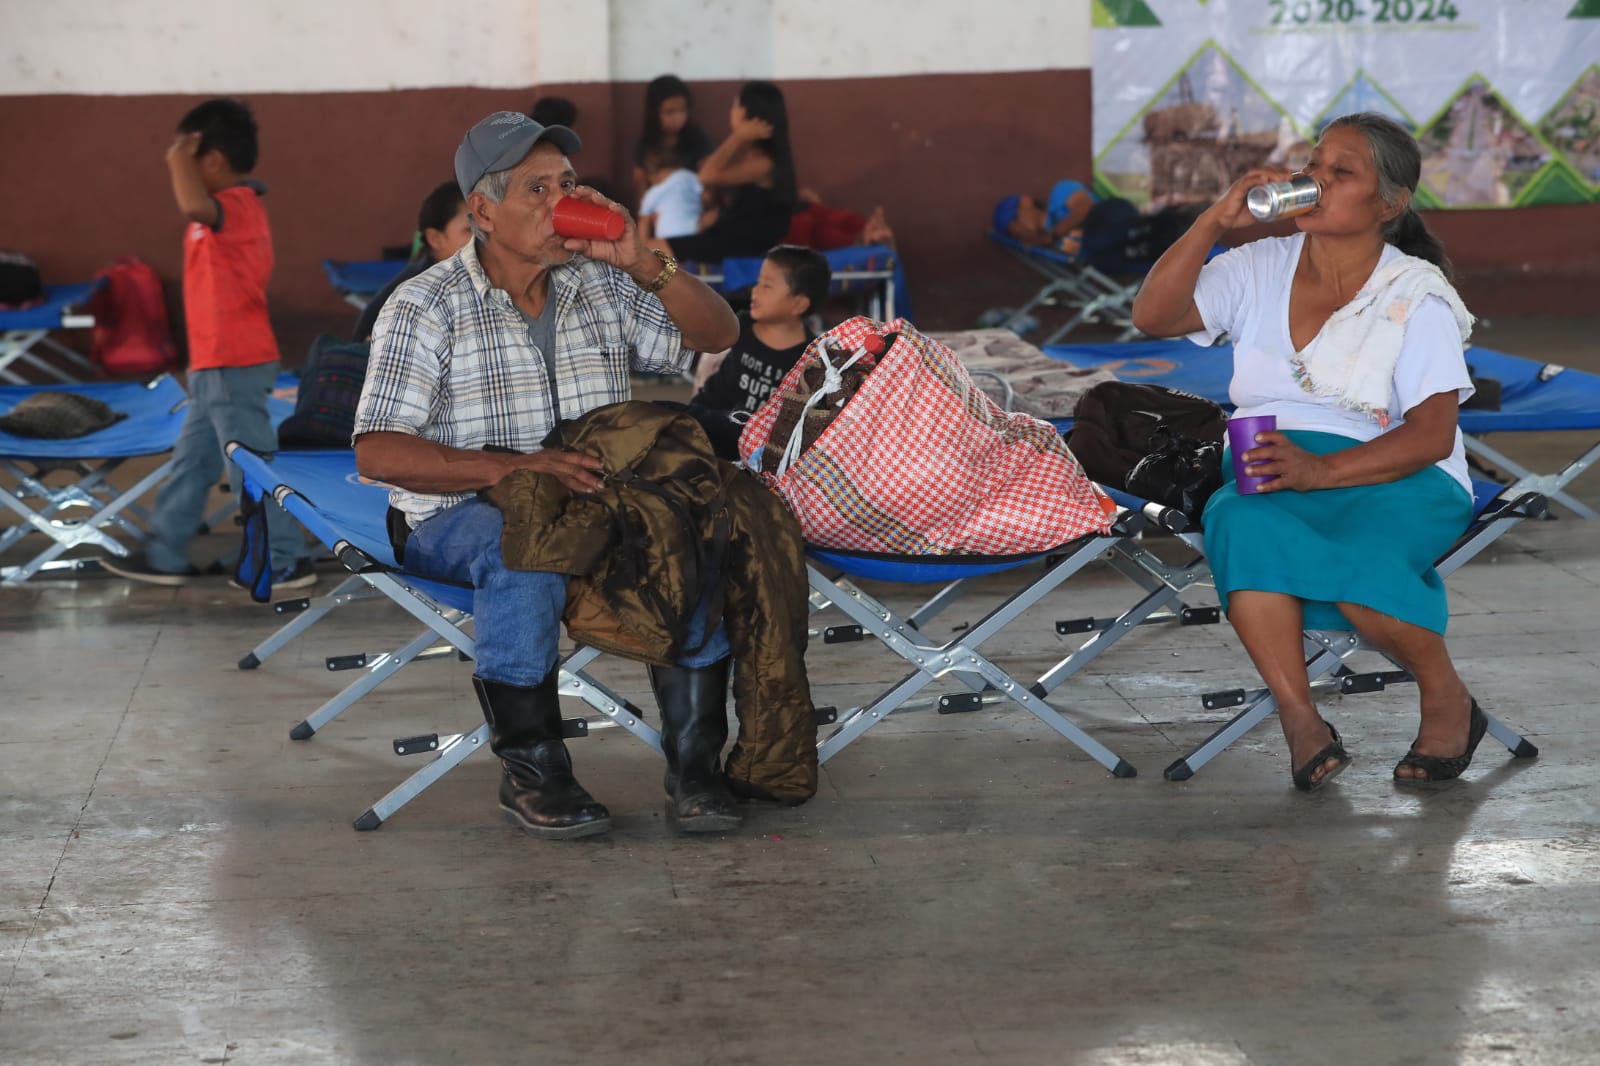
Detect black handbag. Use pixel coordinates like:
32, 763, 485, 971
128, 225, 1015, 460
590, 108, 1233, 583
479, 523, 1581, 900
1067, 381, 1226, 520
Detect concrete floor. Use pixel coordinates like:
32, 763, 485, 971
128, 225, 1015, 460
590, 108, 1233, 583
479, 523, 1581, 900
2, 316, 1598, 1065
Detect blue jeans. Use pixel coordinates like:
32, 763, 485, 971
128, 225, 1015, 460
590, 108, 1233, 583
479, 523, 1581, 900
146, 362, 307, 574
402, 498, 730, 686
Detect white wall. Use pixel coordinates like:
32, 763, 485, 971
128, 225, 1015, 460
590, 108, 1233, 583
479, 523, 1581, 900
607, 0, 1092, 83
0, 0, 1090, 96
0, 0, 542, 95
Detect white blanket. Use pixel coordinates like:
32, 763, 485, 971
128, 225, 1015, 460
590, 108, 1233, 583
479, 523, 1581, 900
930, 329, 1119, 419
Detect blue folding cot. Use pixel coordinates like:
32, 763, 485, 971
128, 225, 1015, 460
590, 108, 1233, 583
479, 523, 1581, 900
696, 243, 907, 321
1045, 338, 1600, 518
0, 282, 101, 384
987, 231, 1150, 344
802, 500, 1169, 779
321, 259, 409, 310
230, 414, 1541, 809
227, 443, 674, 830
1027, 340, 1552, 775
0, 375, 188, 584
230, 440, 1175, 829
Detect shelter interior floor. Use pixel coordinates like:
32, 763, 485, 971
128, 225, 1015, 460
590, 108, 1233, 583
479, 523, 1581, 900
2, 316, 1598, 1065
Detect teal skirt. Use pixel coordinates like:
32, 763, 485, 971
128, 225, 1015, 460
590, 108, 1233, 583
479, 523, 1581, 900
1201, 431, 1473, 634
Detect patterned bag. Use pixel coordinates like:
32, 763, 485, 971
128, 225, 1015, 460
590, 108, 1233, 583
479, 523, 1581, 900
738, 317, 1114, 555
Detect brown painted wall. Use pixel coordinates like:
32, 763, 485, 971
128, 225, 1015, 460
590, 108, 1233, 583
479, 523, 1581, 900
0, 71, 1594, 363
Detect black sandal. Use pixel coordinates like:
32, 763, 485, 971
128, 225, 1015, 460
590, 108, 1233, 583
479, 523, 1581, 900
1393, 698, 1488, 786
1291, 721, 1351, 793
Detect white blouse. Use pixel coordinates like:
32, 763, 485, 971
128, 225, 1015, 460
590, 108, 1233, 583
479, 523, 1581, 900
1188, 232, 1474, 494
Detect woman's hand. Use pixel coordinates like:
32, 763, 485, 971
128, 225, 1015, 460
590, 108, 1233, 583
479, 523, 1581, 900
1240, 431, 1332, 493
731, 114, 774, 142
1201, 166, 1302, 231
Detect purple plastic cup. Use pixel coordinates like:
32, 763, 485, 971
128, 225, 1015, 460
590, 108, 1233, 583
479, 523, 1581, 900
1227, 415, 1278, 494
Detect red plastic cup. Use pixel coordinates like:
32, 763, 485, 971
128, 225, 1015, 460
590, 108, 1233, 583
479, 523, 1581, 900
552, 197, 625, 241
1227, 414, 1278, 494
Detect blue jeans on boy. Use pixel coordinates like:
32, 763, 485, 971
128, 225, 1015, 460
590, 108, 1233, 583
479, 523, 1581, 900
402, 497, 730, 687
145, 362, 307, 574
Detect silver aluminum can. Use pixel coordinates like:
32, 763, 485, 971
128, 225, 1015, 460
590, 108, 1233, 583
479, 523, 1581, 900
1246, 175, 1320, 222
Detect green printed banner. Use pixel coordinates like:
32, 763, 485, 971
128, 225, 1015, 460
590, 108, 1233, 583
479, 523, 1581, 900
1093, 0, 1600, 208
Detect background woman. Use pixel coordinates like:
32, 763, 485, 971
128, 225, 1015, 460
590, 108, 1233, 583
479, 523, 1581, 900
655, 80, 798, 264
353, 181, 472, 342
632, 75, 713, 206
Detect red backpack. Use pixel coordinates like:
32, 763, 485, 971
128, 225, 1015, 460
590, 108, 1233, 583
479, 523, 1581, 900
88, 257, 180, 377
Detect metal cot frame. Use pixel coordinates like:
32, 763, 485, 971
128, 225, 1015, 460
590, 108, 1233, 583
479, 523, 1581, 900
0, 283, 99, 385
0, 376, 187, 585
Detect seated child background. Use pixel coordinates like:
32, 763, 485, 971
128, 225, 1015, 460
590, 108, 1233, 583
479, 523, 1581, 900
688, 244, 831, 459
353, 181, 471, 342
638, 146, 704, 242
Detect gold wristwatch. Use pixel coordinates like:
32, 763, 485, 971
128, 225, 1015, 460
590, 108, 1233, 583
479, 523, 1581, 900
641, 248, 679, 294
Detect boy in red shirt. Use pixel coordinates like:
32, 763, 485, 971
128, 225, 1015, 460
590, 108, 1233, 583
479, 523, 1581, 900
104, 98, 312, 587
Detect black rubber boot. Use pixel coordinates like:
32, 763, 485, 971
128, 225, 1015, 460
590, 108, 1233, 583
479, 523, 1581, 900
473, 674, 610, 839
648, 660, 742, 833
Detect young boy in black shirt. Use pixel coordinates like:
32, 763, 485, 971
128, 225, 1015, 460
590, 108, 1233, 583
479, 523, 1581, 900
690, 244, 830, 458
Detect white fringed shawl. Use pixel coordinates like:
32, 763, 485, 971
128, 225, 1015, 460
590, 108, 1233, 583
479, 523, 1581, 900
1290, 254, 1473, 429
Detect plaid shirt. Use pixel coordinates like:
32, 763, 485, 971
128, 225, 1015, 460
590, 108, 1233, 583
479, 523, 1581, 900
354, 240, 692, 525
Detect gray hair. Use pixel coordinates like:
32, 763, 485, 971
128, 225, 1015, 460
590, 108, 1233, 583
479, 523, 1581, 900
1324, 111, 1452, 277
466, 169, 513, 241
1324, 111, 1419, 210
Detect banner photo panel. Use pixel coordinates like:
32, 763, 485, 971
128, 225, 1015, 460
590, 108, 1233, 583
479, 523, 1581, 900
1092, 0, 1600, 210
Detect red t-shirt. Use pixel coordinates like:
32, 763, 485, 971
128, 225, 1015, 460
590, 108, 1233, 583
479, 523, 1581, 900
182, 183, 279, 370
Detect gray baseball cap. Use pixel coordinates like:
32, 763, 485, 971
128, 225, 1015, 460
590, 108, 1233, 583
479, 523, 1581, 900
454, 111, 582, 197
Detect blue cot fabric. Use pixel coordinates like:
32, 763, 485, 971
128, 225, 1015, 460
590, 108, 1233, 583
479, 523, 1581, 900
0, 377, 186, 459
991, 195, 1023, 233
231, 446, 730, 687
718, 244, 911, 322
0, 282, 98, 331
1201, 430, 1473, 634
321, 259, 407, 299
1043, 339, 1600, 437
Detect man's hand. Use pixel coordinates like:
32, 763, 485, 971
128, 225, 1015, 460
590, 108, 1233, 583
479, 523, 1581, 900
1240, 431, 1331, 493
556, 186, 657, 281
557, 187, 738, 352
516, 448, 606, 495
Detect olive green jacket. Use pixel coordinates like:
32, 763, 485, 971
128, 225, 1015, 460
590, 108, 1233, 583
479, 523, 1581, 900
485, 401, 818, 803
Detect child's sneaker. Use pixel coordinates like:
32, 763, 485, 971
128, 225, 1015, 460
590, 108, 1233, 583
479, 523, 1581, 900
273, 558, 318, 590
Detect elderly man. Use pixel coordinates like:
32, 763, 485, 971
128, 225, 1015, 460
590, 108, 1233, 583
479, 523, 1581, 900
353, 112, 740, 840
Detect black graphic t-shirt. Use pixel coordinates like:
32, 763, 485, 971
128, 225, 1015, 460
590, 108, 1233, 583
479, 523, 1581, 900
694, 313, 814, 414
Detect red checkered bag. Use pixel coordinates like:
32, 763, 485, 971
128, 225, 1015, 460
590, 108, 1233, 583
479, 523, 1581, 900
738, 317, 1114, 554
